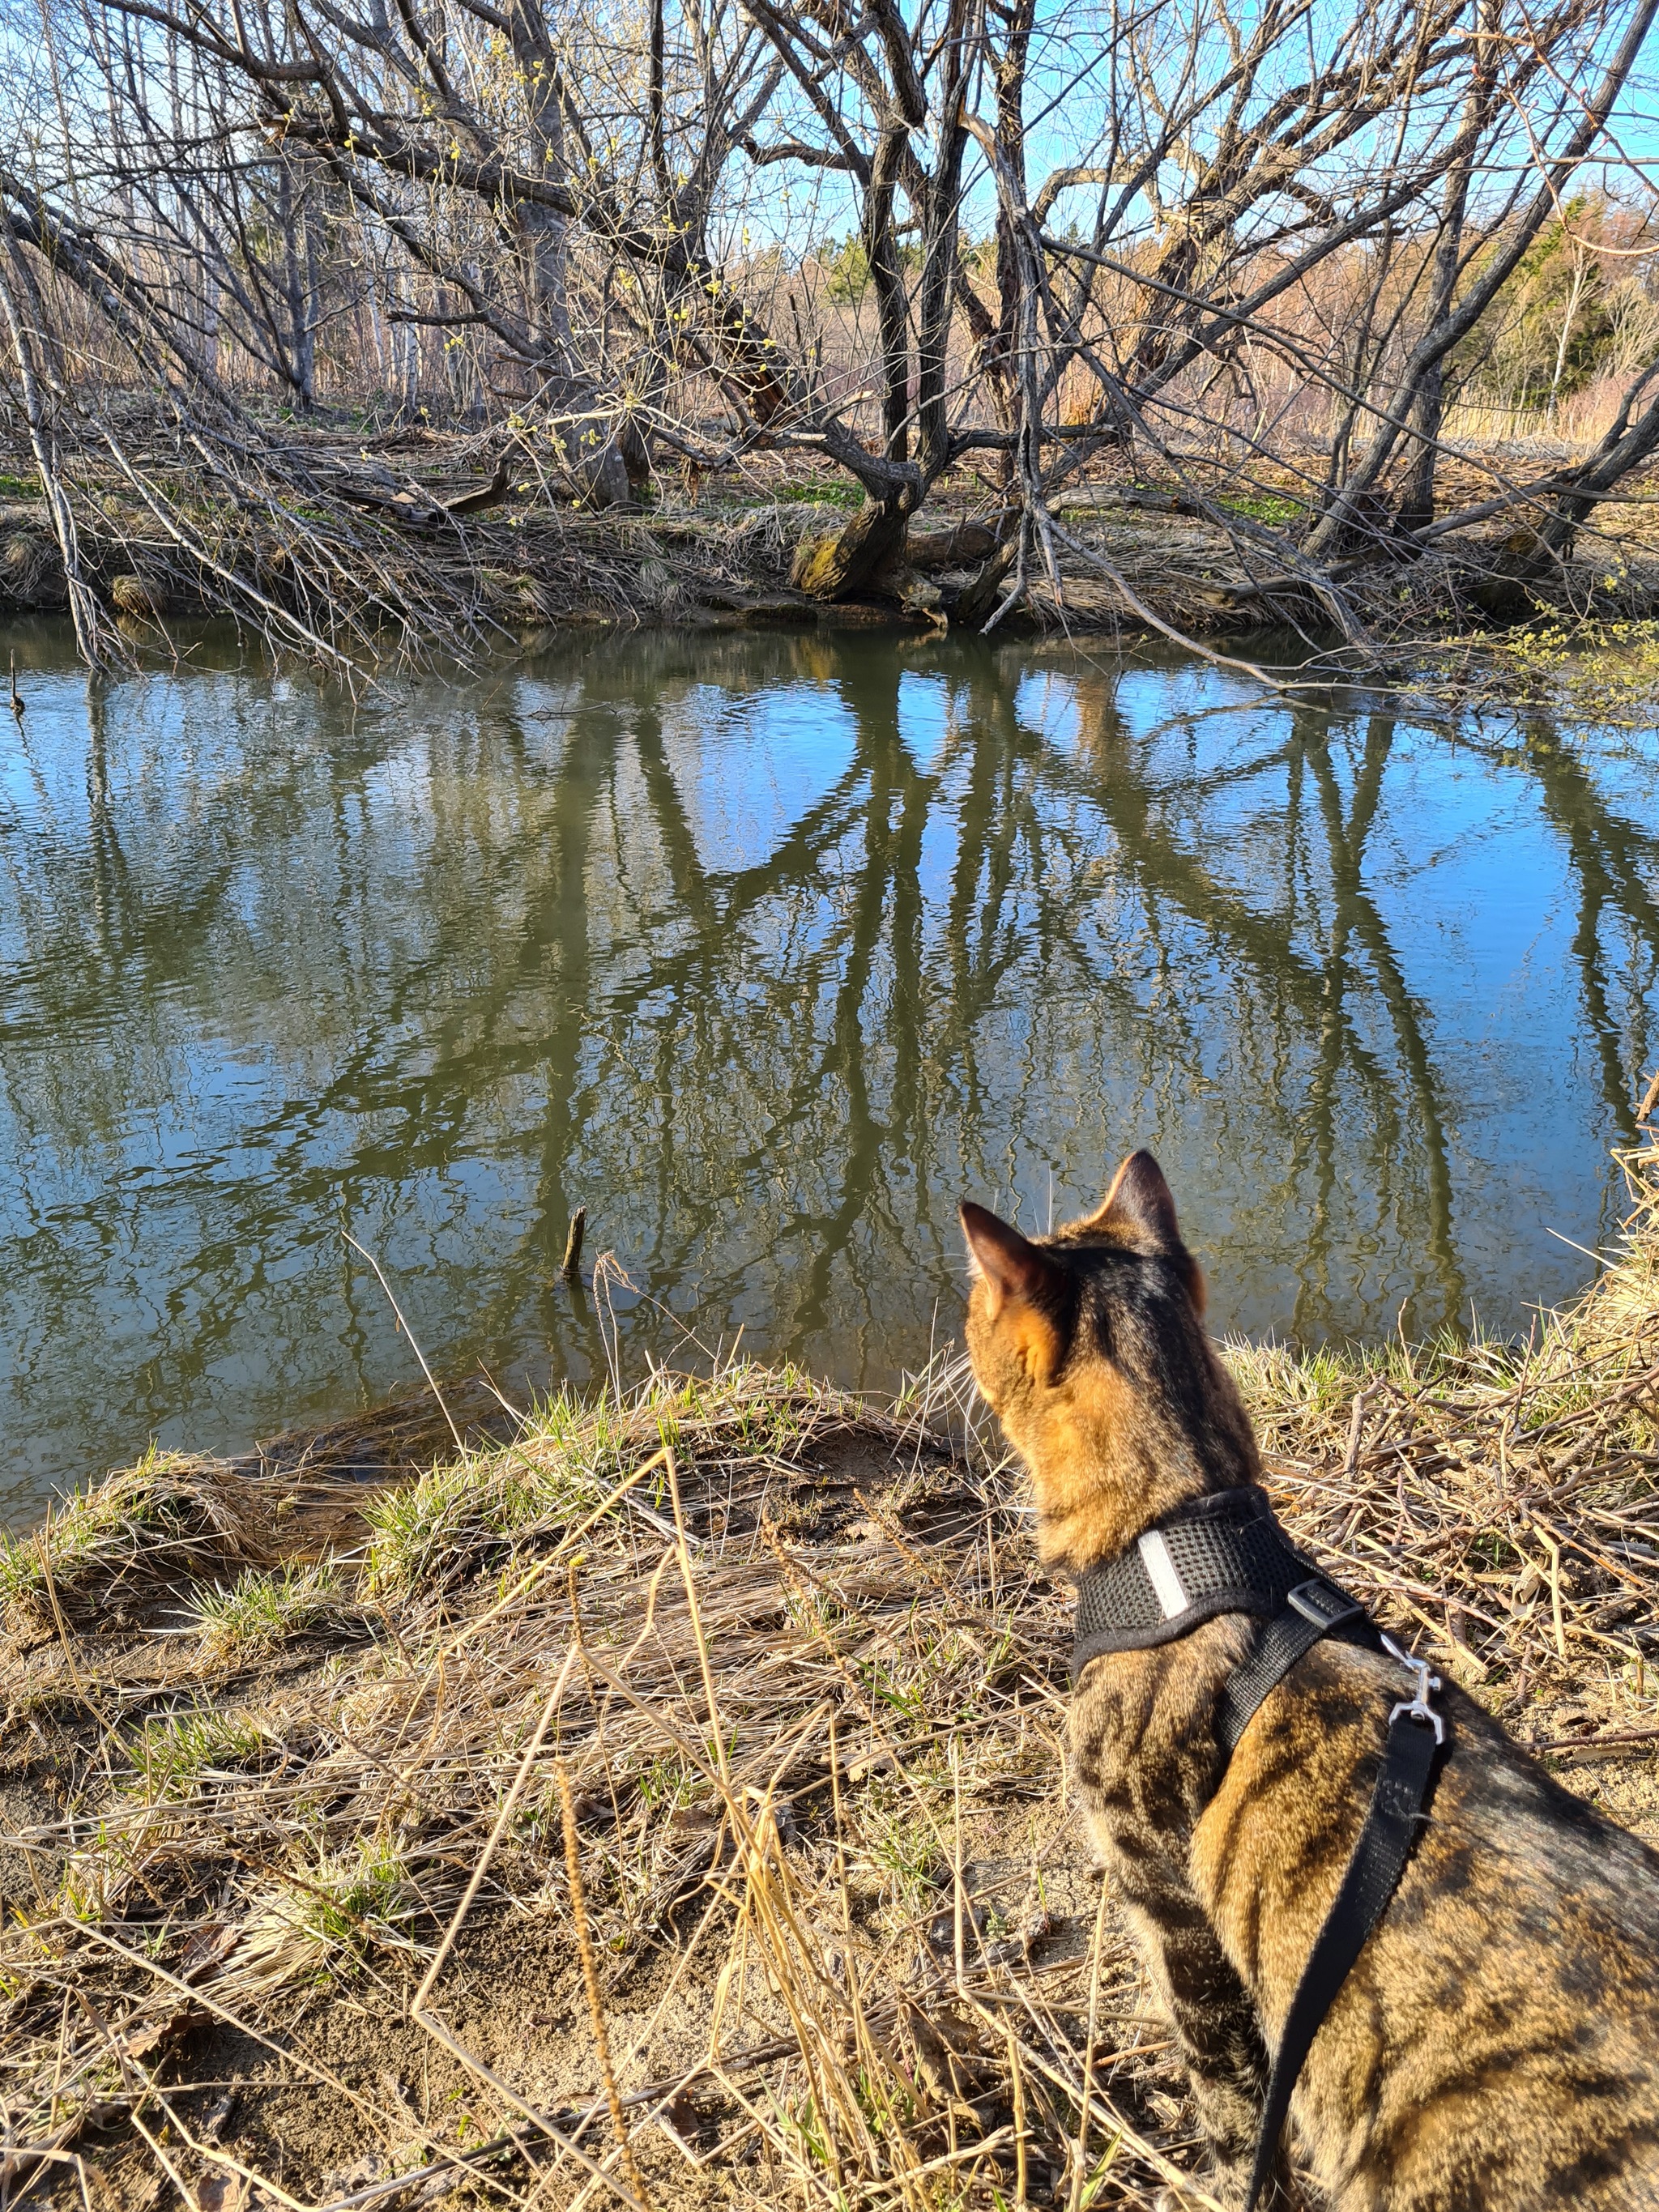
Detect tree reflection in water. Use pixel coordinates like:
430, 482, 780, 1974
0, 625, 1654, 1519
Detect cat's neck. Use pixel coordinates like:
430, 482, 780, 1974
1029, 1437, 1259, 1576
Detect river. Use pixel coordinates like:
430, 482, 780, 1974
1, 620, 1654, 1523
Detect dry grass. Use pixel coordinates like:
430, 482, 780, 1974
1235, 1144, 1659, 1728
0, 1146, 1656, 2212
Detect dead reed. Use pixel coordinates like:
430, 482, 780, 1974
0, 1144, 1654, 2211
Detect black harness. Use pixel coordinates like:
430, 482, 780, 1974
1071, 1485, 1447, 2212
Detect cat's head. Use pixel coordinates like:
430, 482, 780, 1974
959, 1152, 1258, 1571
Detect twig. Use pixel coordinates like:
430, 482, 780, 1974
1067, 1876, 1113, 2212
562, 1207, 588, 1277
342, 1230, 467, 1459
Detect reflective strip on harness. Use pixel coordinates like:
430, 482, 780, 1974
1137, 1529, 1188, 1618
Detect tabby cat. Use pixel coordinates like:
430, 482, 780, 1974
960, 1152, 1659, 2210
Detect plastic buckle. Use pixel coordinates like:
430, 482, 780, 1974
1286, 1578, 1363, 1630
1380, 1630, 1446, 1744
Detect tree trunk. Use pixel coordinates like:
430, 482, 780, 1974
1521, 361, 1659, 569
916, 0, 970, 479
791, 495, 914, 598
1397, 121, 1478, 533
789, 419, 923, 599
865, 125, 911, 464
510, 0, 629, 505
278, 164, 318, 408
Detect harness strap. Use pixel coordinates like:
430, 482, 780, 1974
1217, 1579, 1370, 1753
1241, 1652, 1445, 2212
1068, 1497, 1447, 2210
1070, 1487, 1326, 1677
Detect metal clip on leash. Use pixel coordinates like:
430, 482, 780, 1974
1380, 1632, 1445, 1743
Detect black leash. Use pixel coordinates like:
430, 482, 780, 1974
1070, 1492, 1448, 2209
1239, 1638, 1445, 2212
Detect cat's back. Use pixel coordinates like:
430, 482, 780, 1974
1463, 1710, 1659, 1956
1202, 1641, 1659, 2209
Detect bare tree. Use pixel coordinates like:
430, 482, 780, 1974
0, 0, 1653, 659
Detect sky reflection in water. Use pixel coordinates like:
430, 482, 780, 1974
0, 623, 1655, 1523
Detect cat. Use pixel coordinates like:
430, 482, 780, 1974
959, 1151, 1659, 2211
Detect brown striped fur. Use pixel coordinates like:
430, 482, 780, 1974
960, 1153, 1659, 2210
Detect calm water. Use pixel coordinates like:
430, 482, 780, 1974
1, 622, 1655, 1524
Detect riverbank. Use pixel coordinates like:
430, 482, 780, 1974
2, 1141, 1657, 2212
7, 424, 1659, 677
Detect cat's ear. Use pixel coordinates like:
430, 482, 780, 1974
1089, 1151, 1206, 1312
960, 1202, 1068, 1382
960, 1203, 1061, 1319
1091, 1149, 1182, 1247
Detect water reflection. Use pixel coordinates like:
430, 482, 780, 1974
1, 624, 1655, 1521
